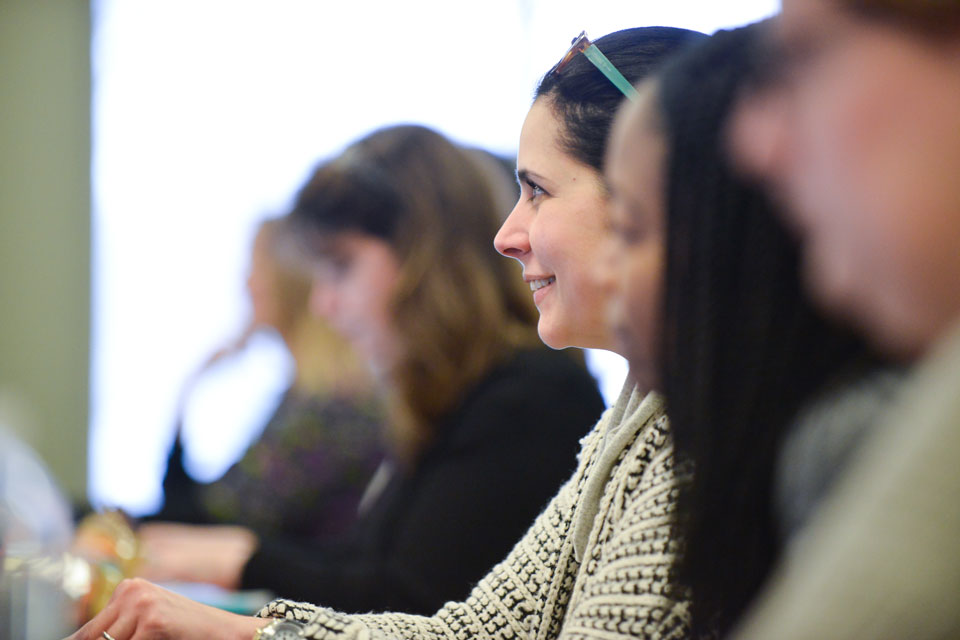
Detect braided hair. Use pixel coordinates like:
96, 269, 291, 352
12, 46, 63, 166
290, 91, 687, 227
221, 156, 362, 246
655, 24, 884, 636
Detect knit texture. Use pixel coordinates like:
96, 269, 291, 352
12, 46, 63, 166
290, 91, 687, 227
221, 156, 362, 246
257, 384, 691, 640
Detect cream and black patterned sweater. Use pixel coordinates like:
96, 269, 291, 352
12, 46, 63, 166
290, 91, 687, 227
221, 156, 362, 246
257, 384, 690, 640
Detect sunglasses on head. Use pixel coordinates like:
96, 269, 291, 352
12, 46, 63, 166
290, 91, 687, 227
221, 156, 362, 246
548, 31, 640, 102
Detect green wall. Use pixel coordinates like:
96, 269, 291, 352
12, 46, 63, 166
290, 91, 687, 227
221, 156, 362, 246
0, 0, 91, 502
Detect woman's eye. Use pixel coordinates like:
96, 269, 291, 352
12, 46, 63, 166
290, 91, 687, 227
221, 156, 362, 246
526, 180, 547, 200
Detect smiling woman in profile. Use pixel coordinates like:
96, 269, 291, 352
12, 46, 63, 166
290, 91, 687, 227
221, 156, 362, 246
125, 123, 605, 618
69, 27, 707, 640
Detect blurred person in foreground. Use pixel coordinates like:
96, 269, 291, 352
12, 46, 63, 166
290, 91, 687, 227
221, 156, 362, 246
727, 2, 960, 638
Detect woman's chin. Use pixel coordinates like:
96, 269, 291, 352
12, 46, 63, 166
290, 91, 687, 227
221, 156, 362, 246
538, 322, 611, 352
537, 322, 570, 351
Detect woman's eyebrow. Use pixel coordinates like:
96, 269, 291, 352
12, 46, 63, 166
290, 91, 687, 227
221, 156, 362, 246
516, 168, 547, 185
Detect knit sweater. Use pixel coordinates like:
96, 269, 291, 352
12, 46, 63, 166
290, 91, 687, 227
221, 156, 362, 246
257, 383, 691, 640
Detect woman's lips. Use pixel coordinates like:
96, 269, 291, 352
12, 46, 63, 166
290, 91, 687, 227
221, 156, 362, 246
529, 276, 556, 305
529, 276, 556, 292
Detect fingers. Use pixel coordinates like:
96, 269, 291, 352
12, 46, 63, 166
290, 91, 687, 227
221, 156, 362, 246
99, 581, 142, 640
67, 578, 266, 640
69, 578, 158, 640
67, 600, 119, 640
100, 615, 138, 640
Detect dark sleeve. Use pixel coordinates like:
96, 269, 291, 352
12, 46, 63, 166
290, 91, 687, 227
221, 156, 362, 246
145, 431, 212, 525
241, 349, 604, 615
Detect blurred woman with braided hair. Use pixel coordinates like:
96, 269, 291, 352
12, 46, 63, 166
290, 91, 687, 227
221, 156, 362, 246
602, 23, 900, 637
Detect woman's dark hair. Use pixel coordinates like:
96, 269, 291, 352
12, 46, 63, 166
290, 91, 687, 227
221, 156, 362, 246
535, 26, 707, 174
287, 125, 539, 461
655, 24, 884, 636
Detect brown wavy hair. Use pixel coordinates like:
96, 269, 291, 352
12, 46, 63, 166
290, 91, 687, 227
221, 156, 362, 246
289, 125, 540, 462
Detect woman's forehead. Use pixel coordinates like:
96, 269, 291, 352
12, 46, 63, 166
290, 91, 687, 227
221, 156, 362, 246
518, 99, 604, 188
518, 99, 566, 162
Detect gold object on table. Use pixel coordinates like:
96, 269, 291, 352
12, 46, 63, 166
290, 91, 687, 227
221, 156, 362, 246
73, 509, 143, 621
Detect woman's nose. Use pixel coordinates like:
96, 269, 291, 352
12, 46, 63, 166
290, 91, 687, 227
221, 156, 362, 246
494, 199, 532, 260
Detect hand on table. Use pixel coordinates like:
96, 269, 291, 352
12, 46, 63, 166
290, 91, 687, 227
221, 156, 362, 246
66, 578, 267, 640
136, 523, 258, 590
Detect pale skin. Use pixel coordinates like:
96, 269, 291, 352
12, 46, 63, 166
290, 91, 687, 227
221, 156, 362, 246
494, 96, 619, 353
68, 94, 653, 640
